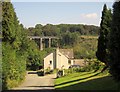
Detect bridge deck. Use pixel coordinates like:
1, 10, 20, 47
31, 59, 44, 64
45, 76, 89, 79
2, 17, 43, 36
28, 36, 59, 39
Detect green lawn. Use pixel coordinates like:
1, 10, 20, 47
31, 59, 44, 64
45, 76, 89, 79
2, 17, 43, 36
55, 71, 119, 90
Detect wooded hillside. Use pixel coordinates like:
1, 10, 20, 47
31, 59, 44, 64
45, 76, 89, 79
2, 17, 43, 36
26, 24, 99, 59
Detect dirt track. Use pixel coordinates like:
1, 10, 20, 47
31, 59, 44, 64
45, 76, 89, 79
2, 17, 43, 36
12, 71, 56, 90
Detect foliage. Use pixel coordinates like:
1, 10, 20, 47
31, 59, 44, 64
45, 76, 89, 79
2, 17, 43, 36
74, 36, 98, 59
44, 48, 55, 54
2, 43, 26, 89
26, 40, 47, 70
2, 2, 44, 90
26, 24, 99, 51
84, 59, 106, 72
60, 32, 79, 47
63, 59, 105, 77
57, 24, 99, 35
44, 67, 53, 74
34, 24, 43, 36
26, 44, 54, 71
27, 24, 99, 37
2, 2, 20, 44
64, 68, 81, 75
42, 24, 60, 36
2, 2, 27, 90
96, 4, 112, 64
108, 1, 120, 82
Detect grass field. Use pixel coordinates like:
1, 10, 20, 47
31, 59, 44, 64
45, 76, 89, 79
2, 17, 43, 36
55, 71, 119, 90
80, 35, 98, 39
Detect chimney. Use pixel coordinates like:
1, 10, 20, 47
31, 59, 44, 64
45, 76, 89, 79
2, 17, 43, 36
55, 47, 59, 69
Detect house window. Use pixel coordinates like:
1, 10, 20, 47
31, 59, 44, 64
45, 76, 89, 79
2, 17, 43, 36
50, 61, 52, 65
68, 60, 71, 64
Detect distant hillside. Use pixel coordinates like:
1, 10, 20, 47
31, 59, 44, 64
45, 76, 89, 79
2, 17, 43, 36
27, 24, 99, 59
27, 24, 100, 36
61, 35, 98, 59
73, 36, 98, 59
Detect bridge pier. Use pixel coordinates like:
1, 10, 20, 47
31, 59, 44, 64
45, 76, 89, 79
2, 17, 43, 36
49, 38, 51, 48
40, 38, 43, 50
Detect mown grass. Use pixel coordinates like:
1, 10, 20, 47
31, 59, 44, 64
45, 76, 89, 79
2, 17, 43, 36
80, 35, 98, 39
55, 71, 119, 90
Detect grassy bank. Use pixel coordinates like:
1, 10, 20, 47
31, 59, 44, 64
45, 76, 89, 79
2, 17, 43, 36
55, 71, 118, 90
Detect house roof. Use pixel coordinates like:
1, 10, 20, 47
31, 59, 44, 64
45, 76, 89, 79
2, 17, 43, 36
73, 59, 87, 67
59, 49, 74, 59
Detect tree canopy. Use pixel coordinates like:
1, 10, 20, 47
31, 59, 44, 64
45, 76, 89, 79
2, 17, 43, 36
2, 2, 45, 90
108, 1, 120, 81
96, 4, 112, 64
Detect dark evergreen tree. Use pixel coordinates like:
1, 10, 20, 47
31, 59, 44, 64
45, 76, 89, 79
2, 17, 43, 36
2, 2, 26, 90
108, 1, 120, 81
96, 4, 112, 66
2, 2, 16, 43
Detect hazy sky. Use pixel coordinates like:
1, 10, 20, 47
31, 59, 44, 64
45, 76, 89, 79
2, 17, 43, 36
11, 0, 114, 2
12, 2, 113, 28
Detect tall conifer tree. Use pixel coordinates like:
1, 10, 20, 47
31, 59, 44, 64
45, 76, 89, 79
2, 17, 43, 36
2, 2, 26, 89
2, 2, 20, 43
108, 1, 120, 81
96, 4, 112, 66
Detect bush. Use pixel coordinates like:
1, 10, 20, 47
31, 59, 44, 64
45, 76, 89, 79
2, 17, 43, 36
2, 43, 26, 90
63, 59, 105, 76
82, 59, 105, 72
26, 41, 47, 71
64, 68, 81, 75
44, 67, 53, 74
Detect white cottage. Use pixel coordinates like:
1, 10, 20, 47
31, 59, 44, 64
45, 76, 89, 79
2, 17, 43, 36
44, 48, 74, 70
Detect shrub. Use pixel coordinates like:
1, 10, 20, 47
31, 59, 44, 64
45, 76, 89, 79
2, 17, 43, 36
45, 67, 53, 74
83, 59, 105, 72
64, 68, 81, 75
2, 43, 26, 90
63, 59, 105, 76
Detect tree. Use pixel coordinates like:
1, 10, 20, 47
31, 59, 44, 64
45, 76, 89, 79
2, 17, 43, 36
108, 1, 120, 81
96, 4, 112, 67
34, 24, 43, 36
35, 24, 43, 29
26, 40, 45, 70
42, 24, 60, 36
2, 2, 19, 43
60, 32, 79, 47
2, 2, 26, 90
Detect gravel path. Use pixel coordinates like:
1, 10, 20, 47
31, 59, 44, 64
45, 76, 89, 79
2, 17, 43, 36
12, 71, 56, 90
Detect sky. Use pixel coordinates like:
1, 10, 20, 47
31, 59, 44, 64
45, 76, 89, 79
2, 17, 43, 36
11, 0, 114, 2
12, 2, 113, 28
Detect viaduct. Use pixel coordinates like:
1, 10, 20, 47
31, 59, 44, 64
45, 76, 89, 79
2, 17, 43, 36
28, 36, 59, 50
